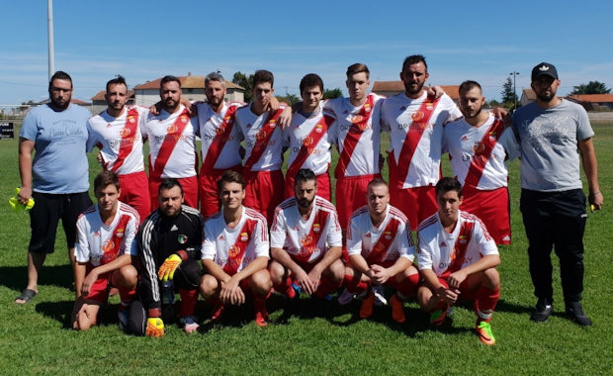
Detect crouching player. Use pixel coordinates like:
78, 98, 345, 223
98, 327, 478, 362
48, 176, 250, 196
199, 171, 272, 327
343, 178, 420, 323
72, 171, 139, 331
269, 169, 344, 312
134, 179, 205, 336
416, 177, 500, 345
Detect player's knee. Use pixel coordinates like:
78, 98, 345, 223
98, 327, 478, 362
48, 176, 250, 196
326, 260, 345, 283
116, 265, 138, 287
268, 261, 285, 285
483, 268, 500, 289
416, 286, 434, 310
199, 275, 218, 298
250, 269, 272, 295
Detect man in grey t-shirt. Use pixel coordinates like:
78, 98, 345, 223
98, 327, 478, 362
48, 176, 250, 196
512, 62, 603, 326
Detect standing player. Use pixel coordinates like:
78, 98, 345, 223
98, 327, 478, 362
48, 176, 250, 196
87, 76, 151, 221
199, 171, 272, 327
283, 74, 335, 201
15, 71, 93, 304
381, 55, 462, 230
269, 168, 344, 307
343, 178, 420, 323
324, 63, 385, 230
234, 70, 286, 224
196, 72, 244, 218
416, 177, 501, 346
142, 75, 198, 210
134, 179, 205, 336
512, 62, 603, 326
443, 80, 519, 245
72, 171, 139, 332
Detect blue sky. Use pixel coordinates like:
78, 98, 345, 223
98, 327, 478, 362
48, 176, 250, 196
1, 0, 612, 106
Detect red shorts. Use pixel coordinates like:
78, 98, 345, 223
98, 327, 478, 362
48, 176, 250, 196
461, 186, 511, 245
336, 174, 379, 230
85, 267, 134, 303
118, 171, 151, 222
390, 184, 437, 231
243, 170, 285, 226
199, 165, 241, 219
149, 175, 199, 211
284, 172, 331, 201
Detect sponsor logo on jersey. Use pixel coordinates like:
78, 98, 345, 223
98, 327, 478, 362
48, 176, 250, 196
119, 127, 131, 137
228, 245, 241, 258
167, 123, 178, 133
301, 235, 313, 246
170, 225, 178, 232
102, 240, 114, 253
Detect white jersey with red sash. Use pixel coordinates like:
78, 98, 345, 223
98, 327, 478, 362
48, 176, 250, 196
270, 196, 342, 264
346, 204, 415, 265
443, 114, 519, 190
324, 93, 384, 178
235, 105, 285, 172
381, 92, 461, 188
417, 210, 498, 277
142, 104, 197, 179
75, 202, 140, 267
196, 101, 244, 171
86, 105, 147, 175
284, 104, 335, 177
202, 206, 269, 275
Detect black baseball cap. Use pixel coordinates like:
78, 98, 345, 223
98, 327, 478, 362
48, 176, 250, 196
531, 62, 558, 81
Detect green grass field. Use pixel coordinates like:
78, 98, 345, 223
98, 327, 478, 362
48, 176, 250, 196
1, 122, 612, 375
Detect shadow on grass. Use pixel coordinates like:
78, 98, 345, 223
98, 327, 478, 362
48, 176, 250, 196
35, 300, 73, 328
0, 264, 74, 293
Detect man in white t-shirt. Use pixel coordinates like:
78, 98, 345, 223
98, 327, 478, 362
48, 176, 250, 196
269, 168, 344, 311
416, 177, 500, 345
381, 55, 463, 230
87, 76, 151, 221
142, 75, 198, 210
234, 70, 286, 225
442, 80, 518, 245
344, 178, 420, 323
72, 171, 139, 332
199, 170, 272, 327
283, 74, 335, 201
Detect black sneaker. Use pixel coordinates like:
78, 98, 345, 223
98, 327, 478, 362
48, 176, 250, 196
530, 298, 553, 322
566, 302, 592, 326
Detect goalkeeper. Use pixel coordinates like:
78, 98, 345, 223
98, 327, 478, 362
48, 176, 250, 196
132, 179, 205, 336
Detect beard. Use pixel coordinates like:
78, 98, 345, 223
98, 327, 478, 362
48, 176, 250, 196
298, 197, 314, 209
404, 81, 424, 96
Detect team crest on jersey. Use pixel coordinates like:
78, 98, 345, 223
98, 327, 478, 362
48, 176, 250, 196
240, 232, 249, 242
167, 124, 178, 133
363, 103, 371, 113
101, 240, 114, 253
180, 115, 188, 124
116, 228, 125, 238
426, 104, 434, 111
384, 231, 393, 241
312, 223, 321, 233
458, 235, 468, 245
315, 124, 323, 133
178, 234, 188, 244
119, 127, 131, 137
128, 116, 136, 123
269, 119, 277, 128
228, 245, 241, 258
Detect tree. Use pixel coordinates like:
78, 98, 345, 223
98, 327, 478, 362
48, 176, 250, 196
276, 93, 300, 106
232, 72, 254, 102
500, 77, 518, 110
323, 88, 343, 99
570, 81, 611, 95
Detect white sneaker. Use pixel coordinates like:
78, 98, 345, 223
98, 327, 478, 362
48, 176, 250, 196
180, 316, 200, 334
337, 288, 354, 305
372, 285, 387, 306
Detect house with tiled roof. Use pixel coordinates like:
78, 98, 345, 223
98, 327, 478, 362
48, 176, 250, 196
133, 73, 245, 107
520, 88, 536, 106
372, 81, 460, 105
567, 94, 613, 111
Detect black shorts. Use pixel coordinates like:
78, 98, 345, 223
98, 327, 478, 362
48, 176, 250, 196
28, 191, 93, 254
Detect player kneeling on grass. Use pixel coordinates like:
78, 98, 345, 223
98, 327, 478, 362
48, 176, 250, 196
269, 169, 344, 313
199, 171, 272, 327
133, 178, 205, 336
72, 171, 139, 332
343, 178, 420, 323
416, 177, 500, 345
